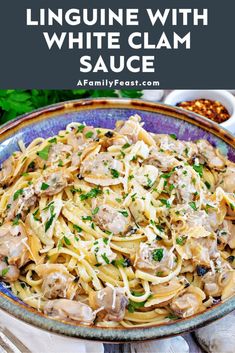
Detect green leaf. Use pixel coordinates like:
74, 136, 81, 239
120, 90, 142, 98
73, 224, 82, 232
169, 133, 177, 140
13, 188, 24, 201
45, 213, 56, 232
193, 164, 203, 177
82, 216, 92, 221
1, 267, 9, 277
189, 201, 197, 211
92, 207, 99, 215
12, 214, 21, 225
63, 236, 71, 245
101, 253, 110, 264
127, 299, 145, 313
159, 198, 171, 208
80, 188, 102, 201
118, 210, 129, 217
176, 236, 187, 246
37, 145, 51, 161
77, 124, 85, 132
85, 131, 94, 139
122, 143, 131, 149
48, 137, 57, 143
110, 169, 119, 178
41, 182, 49, 190
152, 248, 164, 262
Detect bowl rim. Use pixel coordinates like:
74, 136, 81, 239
0, 97, 235, 342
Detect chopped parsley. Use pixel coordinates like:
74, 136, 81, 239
41, 182, 49, 190
159, 198, 171, 208
176, 236, 187, 246
77, 124, 85, 133
13, 188, 24, 201
169, 133, 177, 140
110, 168, 119, 178
160, 171, 174, 179
73, 224, 82, 232
58, 159, 63, 167
92, 207, 99, 215
12, 214, 21, 225
230, 203, 235, 211
33, 208, 40, 221
82, 216, 92, 221
189, 201, 197, 211
122, 143, 131, 149
114, 258, 131, 268
152, 248, 164, 262
127, 299, 145, 313
166, 313, 179, 320
193, 164, 203, 177
205, 181, 211, 189
1, 268, 9, 277
48, 137, 57, 143
80, 188, 102, 201
36, 145, 51, 161
103, 238, 109, 245
63, 236, 71, 246
45, 205, 56, 232
101, 253, 110, 264
85, 131, 94, 139
118, 210, 129, 217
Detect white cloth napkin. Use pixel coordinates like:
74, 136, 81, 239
0, 309, 104, 353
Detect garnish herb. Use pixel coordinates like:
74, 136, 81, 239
152, 248, 164, 262
127, 300, 145, 313
85, 131, 93, 139
77, 124, 85, 133
73, 224, 82, 232
48, 137, 57, 143
37, 145, 51, 161
189, 201, 197, 211
92, 207, 99, 215
41, 182, 49, 190
101, 253, 110, 264
118, 210, 129, 217
110, 168, 119, 178
82, 216, 92, 221
13, 189, 24, 201
193, 164, 203, 177
176, 236, 187, 246
80, 188, 102, 201
122, 143, 131, 149
12, 214, 21, 225
159, 199, 171, 208
63, 236, 71, 246
169, 133, 177, 140
1, 268, 9, 277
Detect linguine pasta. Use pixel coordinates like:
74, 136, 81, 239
0, 114, 235, 327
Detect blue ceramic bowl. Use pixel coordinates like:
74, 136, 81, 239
0, 98, 235, 342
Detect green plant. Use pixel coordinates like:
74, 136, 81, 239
0, 89, 142, 124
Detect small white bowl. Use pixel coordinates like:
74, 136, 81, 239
164, 90, 235, 134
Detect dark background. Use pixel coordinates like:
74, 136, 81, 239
0, 0, 234, 89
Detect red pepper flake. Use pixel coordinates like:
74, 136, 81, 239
177, 99, 230, 123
